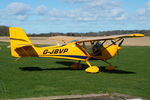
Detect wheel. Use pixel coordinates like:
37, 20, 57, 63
105, 66, 115, 70
70, 63, 83, 70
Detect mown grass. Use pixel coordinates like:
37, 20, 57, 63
0, 42, 150, 99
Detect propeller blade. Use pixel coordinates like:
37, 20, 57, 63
118, 39, 124, 47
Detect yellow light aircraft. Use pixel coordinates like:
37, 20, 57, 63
9, 27, 144, 73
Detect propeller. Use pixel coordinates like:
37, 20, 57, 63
116, 39, 124, 57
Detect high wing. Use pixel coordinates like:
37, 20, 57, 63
75, 33, 144, 43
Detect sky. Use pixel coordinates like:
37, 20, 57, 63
0, 0, 150, 33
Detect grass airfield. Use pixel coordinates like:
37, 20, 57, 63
0, 42, 150, 99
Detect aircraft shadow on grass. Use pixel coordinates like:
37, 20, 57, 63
19, 61, 136, 74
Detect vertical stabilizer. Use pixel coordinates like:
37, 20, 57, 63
9, 27, 33, 57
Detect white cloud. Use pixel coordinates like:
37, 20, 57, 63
88, 0, 120, 7
64, 0, 90, 3
0, 0, 133, 33
137, 1, 150, 21
35, 5, 48, 15
138, 1, 150, 15
16, 15, 27, 21
145, 1, 150, 6
63, 0, 127, 21
49, 9, 65, 17
0, 2, 32, 21
114, 13, 127, 20
0, 0, 127, 22
43, 0, 127, 22
48, 8, 68, 20
138, 8, 146, 15
7, 2, 32, 15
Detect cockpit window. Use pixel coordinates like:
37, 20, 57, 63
78, 41, 103, 56
92, 41, 103, 56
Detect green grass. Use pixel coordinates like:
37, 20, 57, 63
0, 42, 150, 99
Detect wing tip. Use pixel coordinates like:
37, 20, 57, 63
128, 33, 144, 37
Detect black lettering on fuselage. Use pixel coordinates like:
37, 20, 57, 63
43, 49, 48, 54
43, 48, 68, 54
50, 49, 54, 54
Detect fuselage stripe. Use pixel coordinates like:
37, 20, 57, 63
42, 55, 88, 59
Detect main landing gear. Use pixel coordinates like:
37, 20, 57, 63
71, 60, 99, 73
70, 61, 83, 70
103, 60, 116, 71
85, 60, 116, 73
70, 60, 115, 73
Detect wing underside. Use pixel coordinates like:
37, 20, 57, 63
75, 34, 144, 43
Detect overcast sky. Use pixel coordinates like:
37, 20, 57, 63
0, 0, 150, 33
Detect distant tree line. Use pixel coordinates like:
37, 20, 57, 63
0, 25, 150, 36
28, 30, 150, 37
0, 26, 9, 36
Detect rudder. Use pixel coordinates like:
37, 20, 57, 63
9, 27, 33, 57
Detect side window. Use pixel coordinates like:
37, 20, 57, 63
92, 41, 103, 56
78, 42, 93, 54
78, 41, 103, 56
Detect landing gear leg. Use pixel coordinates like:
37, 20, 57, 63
71, 60, 83, 70
103, 60, 115, 70
85, 61, 99, 73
